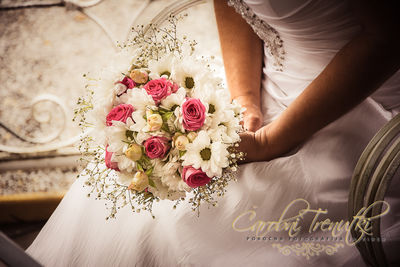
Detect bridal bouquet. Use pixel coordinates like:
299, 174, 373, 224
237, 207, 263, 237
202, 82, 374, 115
75, 15, 243, 218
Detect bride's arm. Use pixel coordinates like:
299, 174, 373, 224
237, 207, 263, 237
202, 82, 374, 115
240, 0, 400, 162
214, 0, 264, 132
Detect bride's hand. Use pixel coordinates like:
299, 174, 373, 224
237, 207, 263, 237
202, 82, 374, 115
242, 103, 263, 132
235, 96, 263, 132
238, 125, 271, 163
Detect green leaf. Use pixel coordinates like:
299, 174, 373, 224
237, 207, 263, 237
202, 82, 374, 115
125, 130, 134, 141
158, 107, 170, 114
171, 104, 179, 111
141, 154, 151, 165
162, 111, 173, 121
161, 123, 171, 133
145, 166, 154, 176
136, 162, 144, 172
148, 177, 156, 188
179, 150, 186, 157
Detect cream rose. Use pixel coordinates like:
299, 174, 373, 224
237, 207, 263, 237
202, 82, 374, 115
128, 171, 149, 191
147, 114, 163, 131
130, 69, 148, 84
175, 135, 189, 151
125, 144, 142, 161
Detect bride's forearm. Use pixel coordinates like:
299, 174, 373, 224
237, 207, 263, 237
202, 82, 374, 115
263, 18, 400, 159
213, 0, 263, 107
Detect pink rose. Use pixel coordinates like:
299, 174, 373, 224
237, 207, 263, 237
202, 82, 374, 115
105, 145, 119, 171
181, 166, 211, 188
144, 78, 175, 104
181, 98, 206, 131
106, 104, 134, 126
144, 136, 170, 159
119, 77, 135, 89
172, 82, 179, 93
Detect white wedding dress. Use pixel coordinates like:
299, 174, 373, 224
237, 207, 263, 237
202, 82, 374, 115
27, 0, 400, 266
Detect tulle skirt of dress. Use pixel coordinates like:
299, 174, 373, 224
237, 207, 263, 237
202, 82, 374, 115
26, 87, 400, 267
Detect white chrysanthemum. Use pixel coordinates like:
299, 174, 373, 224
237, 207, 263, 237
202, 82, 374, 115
166, 147, 180, 163
173, 106, 186, 133
230, 99, 242, 117
194, 87, 229, 114
192, 87, 230, 131
160, 87, 186, 110
119, 88, 156, 114
182, 130, 229, 177
152, 159, 164, 175
161, 172, 191, 192
148, 53, 176, 79
85, 49, 139, 145
207, 124, 227, 143
115, 171, 133, 187
87, 81, 115, 145
130, 110, 147, 132
135, 131, 152, 144
105, 121, 131, 153
113, 153, 136, 173
114, 49, 138, 74
219, 109, 241, 143
153, 161, 190, 192
170, 56, 208, 91
207, 109, 241, 143
105, 120, 137, 172
147, 177, 186, 200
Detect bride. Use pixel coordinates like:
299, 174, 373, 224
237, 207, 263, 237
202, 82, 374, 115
27, 0, 400, 266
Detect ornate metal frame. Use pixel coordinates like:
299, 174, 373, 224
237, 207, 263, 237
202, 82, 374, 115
348, 113, 400, 267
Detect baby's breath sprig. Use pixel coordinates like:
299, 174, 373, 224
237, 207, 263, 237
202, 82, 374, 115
121, 14, 196, 67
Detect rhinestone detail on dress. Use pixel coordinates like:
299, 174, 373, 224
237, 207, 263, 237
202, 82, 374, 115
227, 0, 285, 71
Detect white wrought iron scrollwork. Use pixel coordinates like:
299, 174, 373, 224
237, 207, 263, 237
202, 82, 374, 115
0, 94, 67, 145
0, 93, 94, 154
28, 94, 67, 144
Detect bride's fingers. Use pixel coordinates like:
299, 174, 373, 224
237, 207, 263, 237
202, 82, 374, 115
244, 116, 262, 132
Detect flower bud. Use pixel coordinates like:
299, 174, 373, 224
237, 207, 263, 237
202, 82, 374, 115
114, 83, 127, 96
186, 132, 198, 142
147, 113, 163, 131
130, 69, 148, 84
175, 135, 189, 151
128, 171, 149, 192
125, 144, 142, 161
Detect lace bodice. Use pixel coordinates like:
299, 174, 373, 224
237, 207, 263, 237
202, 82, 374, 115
227, 0, 285, 71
